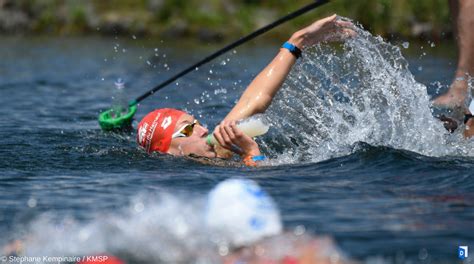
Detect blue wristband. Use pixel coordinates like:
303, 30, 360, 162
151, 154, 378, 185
251, 155, 266, 162
282, 42, 302, 59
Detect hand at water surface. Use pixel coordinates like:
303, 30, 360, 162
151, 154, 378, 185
290, 14, 356, 48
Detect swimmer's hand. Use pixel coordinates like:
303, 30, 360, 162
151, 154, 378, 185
290, 14, 356, 48
213, 120, 261, 157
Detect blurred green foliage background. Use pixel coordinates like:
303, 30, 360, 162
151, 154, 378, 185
0, 0, 452, 41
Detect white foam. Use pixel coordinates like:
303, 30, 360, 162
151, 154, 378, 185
262, 18, 474, 164
8, 185, 282, 263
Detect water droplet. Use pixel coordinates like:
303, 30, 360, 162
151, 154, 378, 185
430, 42, 435, 48
101, 78, 105, 81
218, 245, 229, 256
418, 248, 428, 260
294, 225, 306, 235
132, 35, 137, 39
122, 48, 127, 53
134, 202, 144, 213
214, 88, 227, 95
194, 99, 200, 105
164, 63, 168, 68
402, 42, 409, 49
418, 66, 423, 71
27, 198, 37, 208
154, 48, 158, 52
146, 60, 152, 66
209, 70, 213, 74
220, 60, 226, 66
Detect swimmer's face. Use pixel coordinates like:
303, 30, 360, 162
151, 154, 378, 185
167, 113, 217, 158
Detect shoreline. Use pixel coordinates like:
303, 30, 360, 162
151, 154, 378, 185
0, 1, 453, 43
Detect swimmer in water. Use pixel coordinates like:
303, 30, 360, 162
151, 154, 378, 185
137, 15, 355, 166
207, 178, 352, 264
431, 0, 474, 138
3, 179, 352, 263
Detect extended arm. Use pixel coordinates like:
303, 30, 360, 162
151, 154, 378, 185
223, 14, 354, 122
212, 15, 354, 160
223, 38, 301, 121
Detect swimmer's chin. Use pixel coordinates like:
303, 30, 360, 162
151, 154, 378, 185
206, 145, 218, 158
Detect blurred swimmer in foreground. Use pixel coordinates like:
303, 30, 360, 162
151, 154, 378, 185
136, 15, 356, 166
206, 178, 354, 264
3, 179, 353, 264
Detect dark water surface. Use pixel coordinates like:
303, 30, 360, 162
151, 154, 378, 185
0, 35, 473, 263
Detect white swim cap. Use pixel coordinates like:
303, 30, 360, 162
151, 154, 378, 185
206, 178, 282, 247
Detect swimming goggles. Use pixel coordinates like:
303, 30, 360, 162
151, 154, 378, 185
172, 120, 200, 138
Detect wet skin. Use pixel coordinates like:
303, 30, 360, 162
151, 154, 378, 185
167, 114, 261, 158
167, 114, 216, 158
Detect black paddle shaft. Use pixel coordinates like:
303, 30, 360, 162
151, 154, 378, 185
131, 0, 330, 105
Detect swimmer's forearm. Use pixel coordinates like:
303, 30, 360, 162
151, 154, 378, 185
224, 14, 355, 121
224, 32, 305, 121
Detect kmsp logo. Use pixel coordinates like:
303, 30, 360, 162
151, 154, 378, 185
459, 246, 468, 260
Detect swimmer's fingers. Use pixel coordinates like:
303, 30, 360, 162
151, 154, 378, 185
230, 122, 261, 156
335, 20, 357, 39
321, 29, 356, 43
230, 122, 245, 140
321, 20, 356, 42
216, 121, 233, 150
224, 121, 237, 140
213, 124, 227, 149
225, 121, 246, 154
335, 19, 354, 29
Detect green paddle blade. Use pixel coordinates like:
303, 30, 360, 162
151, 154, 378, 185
98, 104, 137, 131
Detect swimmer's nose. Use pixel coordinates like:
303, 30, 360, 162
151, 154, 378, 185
196, 125, 208, 137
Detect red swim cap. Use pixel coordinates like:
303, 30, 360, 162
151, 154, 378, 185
137, 108, 186, 153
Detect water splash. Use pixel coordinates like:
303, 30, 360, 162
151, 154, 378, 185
11, 194, 216, 263
263, 19, 474, 164
6, 192, 345, 264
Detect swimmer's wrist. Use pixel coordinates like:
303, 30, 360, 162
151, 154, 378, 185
239, 141, 260, 157
289, 31, 306, 49
282, 42, 302, 59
